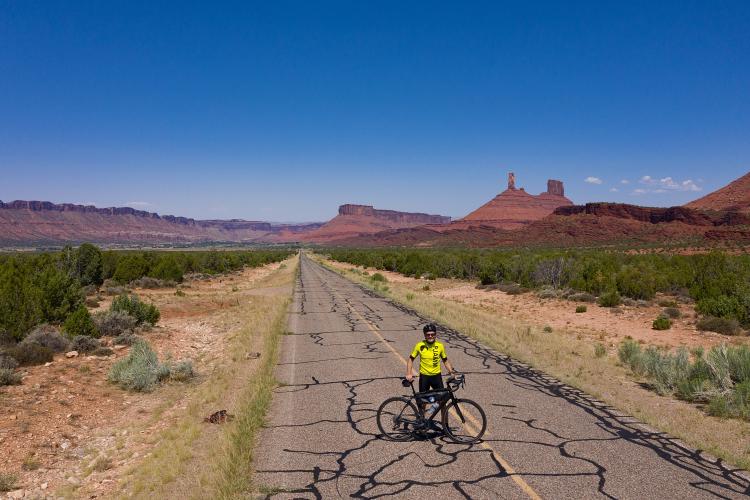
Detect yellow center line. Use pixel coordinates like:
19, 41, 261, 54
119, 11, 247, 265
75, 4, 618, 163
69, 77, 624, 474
325, 278, 542, 500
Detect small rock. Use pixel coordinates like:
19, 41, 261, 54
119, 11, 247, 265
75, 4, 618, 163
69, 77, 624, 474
40, 483, 48, 490
113, 345, 126, 350
7, 490, 24, 499
10, 414, 17, 420
44, 362, 53, 367
67, 476, 80, 486
65, 351, 79, 358
60, 440, 71, 450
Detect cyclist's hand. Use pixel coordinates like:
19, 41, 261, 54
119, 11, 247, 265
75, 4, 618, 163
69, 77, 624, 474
406, 373, 413, 382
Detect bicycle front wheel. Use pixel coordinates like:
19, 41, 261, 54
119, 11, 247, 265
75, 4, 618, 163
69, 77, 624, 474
442, 398, 487, 443
377, 397, 420, 441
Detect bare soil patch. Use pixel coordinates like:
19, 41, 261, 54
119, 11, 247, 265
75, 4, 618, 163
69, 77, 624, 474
0, 261, 287, 499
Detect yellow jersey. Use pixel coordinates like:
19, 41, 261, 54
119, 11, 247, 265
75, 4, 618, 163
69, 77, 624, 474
410, 340, 447, 376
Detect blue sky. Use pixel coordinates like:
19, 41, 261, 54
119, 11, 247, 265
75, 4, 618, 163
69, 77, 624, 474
1, 1, 748, 221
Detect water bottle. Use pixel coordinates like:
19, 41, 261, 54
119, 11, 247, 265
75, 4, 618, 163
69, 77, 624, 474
427, 396, 439, 416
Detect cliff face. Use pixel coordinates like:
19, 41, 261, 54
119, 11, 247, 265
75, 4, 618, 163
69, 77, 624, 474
554, 203, 750, 226
685, 171, 750, 213
299, 204, 451, 243
338, 204, 450, 224
0, 200, 321, 246
457, 174, 573, 229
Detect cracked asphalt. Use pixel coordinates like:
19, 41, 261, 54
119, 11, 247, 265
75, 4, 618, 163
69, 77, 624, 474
254, 254, 750, 499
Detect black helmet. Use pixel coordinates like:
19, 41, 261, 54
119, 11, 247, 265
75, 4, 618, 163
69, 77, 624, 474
423, 323, 437, 334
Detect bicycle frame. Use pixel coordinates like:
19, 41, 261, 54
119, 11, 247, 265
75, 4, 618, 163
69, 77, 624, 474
404, 378, 465, 426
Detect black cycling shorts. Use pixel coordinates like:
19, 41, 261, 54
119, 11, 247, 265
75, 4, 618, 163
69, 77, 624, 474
419, 374, 444, 393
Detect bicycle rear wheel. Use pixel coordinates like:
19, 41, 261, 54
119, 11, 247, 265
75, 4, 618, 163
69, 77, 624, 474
442, 398, 487, 443
377, 397, 420, 441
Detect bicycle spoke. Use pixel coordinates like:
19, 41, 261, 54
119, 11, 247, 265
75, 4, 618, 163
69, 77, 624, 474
443, 399, 487, 443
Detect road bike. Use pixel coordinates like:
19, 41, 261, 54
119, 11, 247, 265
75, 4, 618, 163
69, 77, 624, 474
376, 374, 487, 443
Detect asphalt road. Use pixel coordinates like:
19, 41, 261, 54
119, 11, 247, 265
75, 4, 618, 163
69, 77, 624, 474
254, 254, 750, 499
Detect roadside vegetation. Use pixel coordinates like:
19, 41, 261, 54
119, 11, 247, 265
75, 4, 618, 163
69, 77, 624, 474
0, 245, 293, 384
327, 248, 750, 335
316, 252, 750, 470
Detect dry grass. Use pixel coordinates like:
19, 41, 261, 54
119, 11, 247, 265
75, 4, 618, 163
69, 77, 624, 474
117, 255, 297, 498
315, 254, 750, 471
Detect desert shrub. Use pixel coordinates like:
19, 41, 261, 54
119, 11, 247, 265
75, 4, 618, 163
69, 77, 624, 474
405, 293, 415, 301
0, 355, 18, 370
621, 297, 637, 307
7, 343, 53, 366
696, 316, 741, 336
112, 255, 149, 284
0, 368, 21, 386
618, 339, 643, 369
102, 280, 129, 296
662, 307, 681, 319
536, 287, 558, 299
659, 299, 678, 308
422, 285, 430, 291
71, 335, 100, 353
594, 343, 607, 358
114, 332, 139, 346
598, 290, 621, 308
0, 472, 18, 492
568, 292, 596, 303
85, 297, 100, 307
543, 325, 553, 333
63, 306, 99, 338
498, 283, 524, 294
130, 277, 176, 289
575, 305, 587, 313
110, 294, 160, 326
108, 339, 170, 392
62, 243, 103, 286
636, 300, 651, 307
92, 311, 137, 337
174, 289, 186, 297
22, 324, 70, 353
652, 316, 672, 330
149, 256, 184, 282
92, 347, 114, 357
371, 273, 387, 282
168, 360, 195, 381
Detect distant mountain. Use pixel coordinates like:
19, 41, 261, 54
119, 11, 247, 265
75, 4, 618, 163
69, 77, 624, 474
453, 173, 573, 230
336, 202, 750, 248
298, 204, 451, 243
0, 200, 322, 246
685, 171, 750, 213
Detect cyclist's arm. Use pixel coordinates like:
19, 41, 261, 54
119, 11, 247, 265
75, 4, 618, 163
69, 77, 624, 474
444, 358, 456, 376
406, 356, 416, 381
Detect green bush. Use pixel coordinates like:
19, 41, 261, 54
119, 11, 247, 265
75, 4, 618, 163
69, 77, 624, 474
575, 305, 587, 313
0, 368, 21, 386
110, 294, 160, 326
594, 343, 607, 358
422, 285, 430, 291
371, 273, 387, 282
598, 290, 621, 308
696, 316, 741, 336
0, 472, 18, 492
618, 339, 642, 368
652, 316, 672, 330
543, 325, 553, 333
7, 343, 53, 366
108, 339, 170, 392
63, 306, 99, 338
658, 299, 678, 308
113, 332, 139, 346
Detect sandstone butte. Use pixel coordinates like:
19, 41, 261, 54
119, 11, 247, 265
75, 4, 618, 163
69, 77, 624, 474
439, 173, 573, 231
297, 204, 451, 243
684, 171, 750, 213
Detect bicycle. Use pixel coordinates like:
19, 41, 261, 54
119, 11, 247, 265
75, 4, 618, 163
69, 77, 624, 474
376, 374, 487, 443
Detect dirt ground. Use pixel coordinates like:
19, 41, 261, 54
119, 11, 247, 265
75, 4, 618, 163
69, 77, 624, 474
0, 261, 286, 499
326, 261, 750, 351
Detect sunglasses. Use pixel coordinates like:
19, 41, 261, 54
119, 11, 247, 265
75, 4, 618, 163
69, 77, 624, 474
425, 333, 436, 337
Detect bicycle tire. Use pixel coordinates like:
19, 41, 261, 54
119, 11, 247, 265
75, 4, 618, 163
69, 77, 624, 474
442, 398, 487, 443
377, 396, 420, 441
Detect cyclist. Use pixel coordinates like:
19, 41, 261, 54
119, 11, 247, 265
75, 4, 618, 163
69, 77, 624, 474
406, 323, 456, 397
